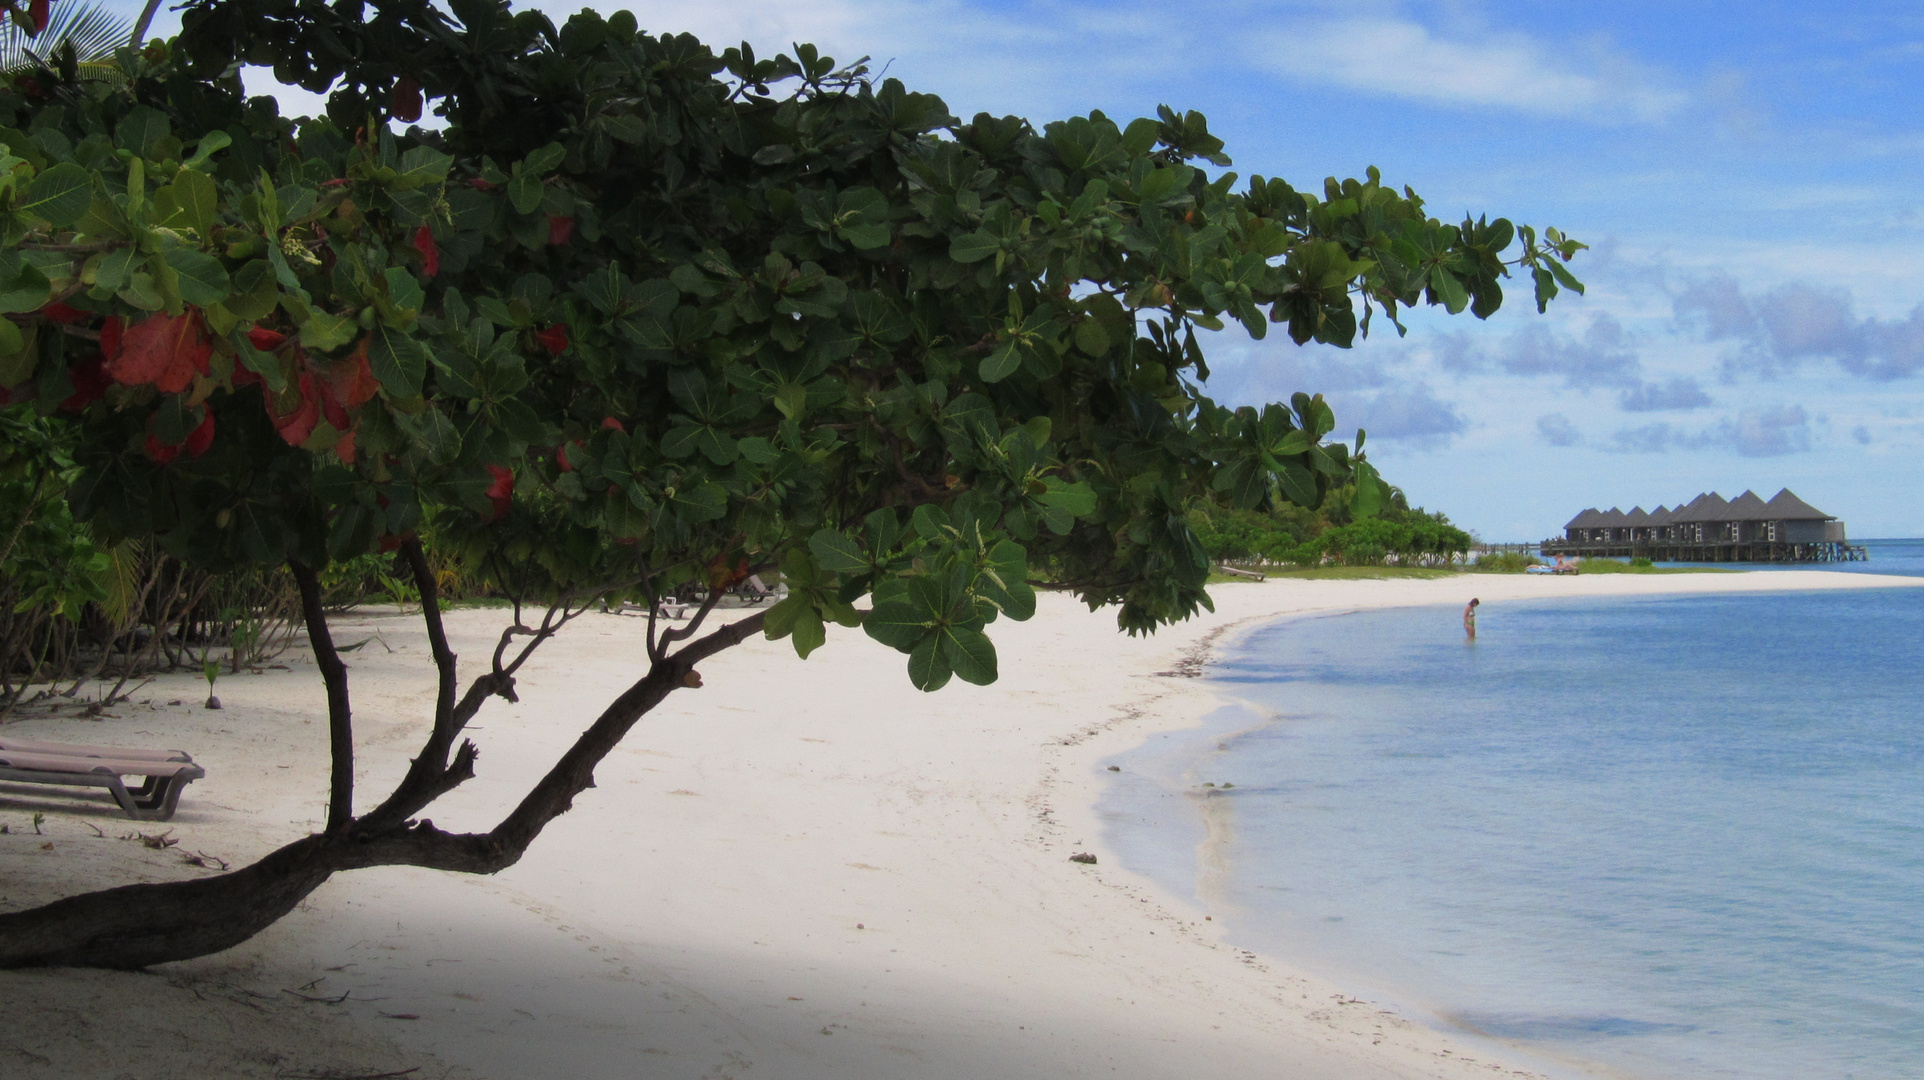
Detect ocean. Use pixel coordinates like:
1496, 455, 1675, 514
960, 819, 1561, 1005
1102, 565, 1924, 1080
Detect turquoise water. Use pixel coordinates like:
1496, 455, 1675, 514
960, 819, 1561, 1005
1103, 584, 1924, 1080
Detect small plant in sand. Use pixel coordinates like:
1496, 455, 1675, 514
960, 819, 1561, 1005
0, 0, 1581, 968
202, 657, 221, 710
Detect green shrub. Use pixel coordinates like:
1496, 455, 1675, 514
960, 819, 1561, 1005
1473, 551, 1542, 573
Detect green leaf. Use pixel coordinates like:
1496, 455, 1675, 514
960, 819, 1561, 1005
367, 324, 428, 396
225, 260, 280, 321
788, 606, 827, 658
669, 482, 728, 523
1036, 478, 1097, 517
300, 309, 358, 351
941, 626, 997, 685
1278, 461, 1317, 507
1074, 316, 1111, 356
523, 142, 567, 176
864, 599, 930, 651
113, 107, 170, 159
507, 172, 544, 215
764, 594, 828, 658
840, 223, 890, 250
1547, 259, 1586, 295
660, 425, 703, 458
20, 163, 92, 227
162, 247, 231, 307
398, 146, 455, 186
772, 381, 808, 420
383, 265, 425, 312
979, 342, 1020, 383
1429, 266, 1469, 314
949, 231, 1001, 264
182, 130, 232, 172
809, 529, 871, 574
167, 167, 218, 239
1350, 460, 1383, 519
0, 255, 49, 313
907, 633, 953, 692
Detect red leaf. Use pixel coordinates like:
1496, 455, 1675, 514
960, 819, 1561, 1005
316, 374, 350, 433
335, 428, 358, 465
547, 215, 575, 246
60, 357, 107, 412
26, 0, 47, 36
266, 370, 321, 447
319, 178, 352, 189
391, 76, 423, 123
413, 226, 439, 277
485, 464, 514, 522
327, 342, 380, 409
247, 326, 287, 351
106, 312, 211, 394
144, 433, 180, 465
41, 302, 87, 324
706, 553, 750, 590
601, 416, 625, 432
98, 317, 122, 361
183, 409, 216, 458
535, 324, 569, 356
467, 178, 497, 192
556, 443, 575, 472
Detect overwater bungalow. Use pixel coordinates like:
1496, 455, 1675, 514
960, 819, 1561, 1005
1544, 488, 1862, 563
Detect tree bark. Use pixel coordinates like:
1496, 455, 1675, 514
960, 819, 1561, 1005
0, 606, 767, 970
289, 561, 354, 833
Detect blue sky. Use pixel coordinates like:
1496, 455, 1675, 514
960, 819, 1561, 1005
126, 1, 1924, 537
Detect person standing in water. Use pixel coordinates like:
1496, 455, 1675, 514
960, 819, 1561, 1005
1464, 597, 1480, 639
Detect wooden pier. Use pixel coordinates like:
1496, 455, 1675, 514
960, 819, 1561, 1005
1538, 540, 1867, 564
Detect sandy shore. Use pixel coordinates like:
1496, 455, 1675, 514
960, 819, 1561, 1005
3, 568, 1917, 1080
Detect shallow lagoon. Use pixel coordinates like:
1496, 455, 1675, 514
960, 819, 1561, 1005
1105, 583, 1924, 1080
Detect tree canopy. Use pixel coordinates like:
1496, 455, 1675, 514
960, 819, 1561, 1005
0, 0, 1581, 969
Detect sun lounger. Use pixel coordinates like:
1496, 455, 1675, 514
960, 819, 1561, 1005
0, 735, 205, 821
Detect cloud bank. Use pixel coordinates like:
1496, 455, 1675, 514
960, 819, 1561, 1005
1251, 17, 1686, 123
1675, 275, 1924, 381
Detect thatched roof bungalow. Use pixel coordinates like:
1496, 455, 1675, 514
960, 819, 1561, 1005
1557, 488, 1845, 554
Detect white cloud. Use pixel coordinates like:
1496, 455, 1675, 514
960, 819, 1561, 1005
1618, 376, 1713, 412
1249, 17, 1687, 124
1607, 405, 1813, 457
1347, 382, 1468, 447
1536, 412, 1582, 447
1675, 274, 1924, 381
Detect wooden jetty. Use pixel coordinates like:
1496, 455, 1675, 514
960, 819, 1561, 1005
1540, 488, 1867, 564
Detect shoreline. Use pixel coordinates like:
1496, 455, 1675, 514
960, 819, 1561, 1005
1, 569, 1918, 1078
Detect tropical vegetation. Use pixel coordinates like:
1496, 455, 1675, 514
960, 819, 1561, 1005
0, 0, 1581, 968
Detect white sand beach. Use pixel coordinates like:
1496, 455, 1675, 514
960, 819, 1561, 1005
3, 568, 1918, 1080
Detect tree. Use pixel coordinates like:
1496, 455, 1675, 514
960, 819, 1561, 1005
0, 0, 1583, 969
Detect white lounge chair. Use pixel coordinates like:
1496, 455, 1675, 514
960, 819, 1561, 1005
0, 735, 205, 821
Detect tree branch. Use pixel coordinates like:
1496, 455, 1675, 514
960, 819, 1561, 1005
131, 0, 165, 45
289, 561, 354, 834
486, 608, 767, 857
400, 540, 457, 747
651, 586, 723, 661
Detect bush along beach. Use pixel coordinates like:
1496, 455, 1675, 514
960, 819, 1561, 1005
0, 0, 1582, 969
1189, 487, 1472, 569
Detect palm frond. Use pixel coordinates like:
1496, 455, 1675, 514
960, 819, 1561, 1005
0, 2, 132, 73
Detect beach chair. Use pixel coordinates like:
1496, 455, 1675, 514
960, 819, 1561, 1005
0, 735, 205, 821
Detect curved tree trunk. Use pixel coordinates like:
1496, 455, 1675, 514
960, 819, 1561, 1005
0, 553, 768, 970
